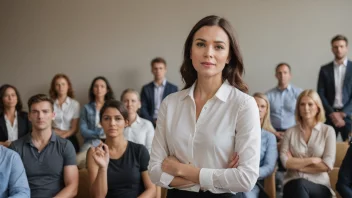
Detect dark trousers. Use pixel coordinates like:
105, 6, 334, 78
326, 115, 351, 141
167, 189, 244, 198
67, 135, 80, 153
283, 179, 331, 198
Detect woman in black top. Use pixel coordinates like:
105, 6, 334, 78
87, 100, 156, 198
0, 84, 30, 147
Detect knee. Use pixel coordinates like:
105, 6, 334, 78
284, 179, 307, 191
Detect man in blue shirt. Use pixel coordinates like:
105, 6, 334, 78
0, 145, 30, 198
266, 63, 303, 139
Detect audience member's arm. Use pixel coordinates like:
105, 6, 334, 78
280, 129, 316, 170
337, 146, 352, 198
258, 133, 278, 180
8, 152, 30, 198
87, 146, 109, 198
55, 118, 79, 139
317, 68, 334, 115
80, 108, 100, 140
140, 88, 154, 123
54, 142, 78, 198
54, 165, 78, 198
138, 171, 156, 198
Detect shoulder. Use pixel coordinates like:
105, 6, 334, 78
139, 117, 154, 129
265, 87, 277, 96
290, 85, 303, 94
9, 135, 27, 153
320, 123, 335, 135
262, 129, 276, 140
18, 111, 28, 118
286, 125, 300, 135
320, 62, 334, 70
142, 82, 154, 89
228, 88, 256, 110
166, 81, 178, 89
128, 141, 148, 155
56, 135, 75, 152
0, 146, 20, 160
70, 98, 80, 107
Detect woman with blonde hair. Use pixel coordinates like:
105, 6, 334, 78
244, 93, 277, 198
280, 89, 336, 198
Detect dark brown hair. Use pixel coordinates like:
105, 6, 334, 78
180, 15, 248, 93
100, 100, 129, 122
0, 84, 23, 113
89, 76, 115, 103
331, 35, 348, 45
151, 57, 167, 68
49, 73, 75, 99
28, 94, 54, 112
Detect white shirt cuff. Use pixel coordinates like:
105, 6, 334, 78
160, 172, 174, 188
199, 168, 215, 189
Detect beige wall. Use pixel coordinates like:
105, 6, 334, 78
0, 0, 351, 110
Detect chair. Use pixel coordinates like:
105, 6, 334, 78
264, 171, 276, 198
76, 168, 90, 198
329, 142, 350, 198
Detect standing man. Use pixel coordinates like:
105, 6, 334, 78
318, 35, 352, 142
10, 94, 78, 198
140, 57, 178, 126
266, 63, 303, 139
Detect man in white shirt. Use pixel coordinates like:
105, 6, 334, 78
318, 35, 352, 142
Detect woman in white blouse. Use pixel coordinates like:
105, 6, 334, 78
49, 73, 80, 152
148, 15, 261, 198
280, 89, 336, 198
121, 89, 154, 153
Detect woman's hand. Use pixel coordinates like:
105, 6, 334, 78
162, 156, 181, 176
228, 152, 239, 168
92, 143, 110, 169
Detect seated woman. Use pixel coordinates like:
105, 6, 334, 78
87, 100, 156, 198
0, 84, 31, 147
280, 89, 336, 198
336, 145, 352, 198
120, 89, 154, 153
244, 93, 277, 198
49, 73, 80, 152
80, 76, 115, 152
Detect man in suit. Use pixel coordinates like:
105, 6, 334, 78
318, 35, 352, 142
140, 57, 178, 126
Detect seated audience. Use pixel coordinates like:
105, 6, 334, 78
80, 76, 115, 152
0, 145, 30, 198
0, 84, 31, 147
87, 100, 156, 198
9, 94, 78, 198
336, 145, 352, 197
49, 73, 80, 152
121, 89, 154, 153
280, 89, 336, 198
244, 93, 278, 198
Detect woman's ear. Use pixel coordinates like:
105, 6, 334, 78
125, 119, 129, 127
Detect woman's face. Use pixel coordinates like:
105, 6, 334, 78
254, 96, 267, 120
299, 96, 319, 121
2, 88, 18, 108
93, 79, 108, 99
101, 107, 127, 137
122, 92, 141, 115
55, 77, 69, 97
190, 25, 230, 79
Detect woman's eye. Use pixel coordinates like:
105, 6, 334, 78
196, 42, 205, 47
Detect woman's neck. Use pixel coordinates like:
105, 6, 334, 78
195, 75, 222, 100
128, 113, 137, 126
57, 94, 67, 105
301, 118, 317, 130
4, 107, 16, 116
105, 135, 127, 152
95, 97, 105, 105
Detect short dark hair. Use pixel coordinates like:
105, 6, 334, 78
331, 35, 348, 45
0, 84, 23, 113
275, 62, 291, 72
99, 100, 128, 122
89, 76, 115, 103
180, 15, 248, 93
28, 94, 54, 112
151, 57, 167, 68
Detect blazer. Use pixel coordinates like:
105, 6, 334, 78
140, 81, 178, 123
0, 111, 31, 142
317, 60, 352, 117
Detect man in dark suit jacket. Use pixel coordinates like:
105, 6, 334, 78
140, 57, 178, 126
318, 35, 352, 142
